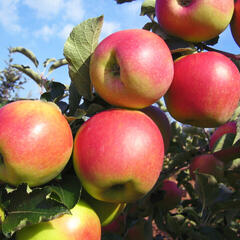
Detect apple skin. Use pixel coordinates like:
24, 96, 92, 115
209, 121, 237, 151
16, 200, 101, 240
0, 100, 73, 186
153, 179, 183, 210
189, 154, 224, 180
81, 189, 126, 226
164, 52, 240, 128
73, 109, 164, 203
155, 0, 234, 42
90, 29, 174, 109
141, 105, 171, 152
230, 0, 240, 47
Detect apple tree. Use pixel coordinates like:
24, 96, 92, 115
0, 0, 240, 239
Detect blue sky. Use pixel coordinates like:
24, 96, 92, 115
0, 0, 239, 99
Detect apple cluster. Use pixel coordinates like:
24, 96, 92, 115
1, 0, 240, 239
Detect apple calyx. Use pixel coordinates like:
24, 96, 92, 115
105, 52, 120, 78
177, 0, 192, 7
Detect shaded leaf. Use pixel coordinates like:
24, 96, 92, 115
141, 0, 156, 19
63, 16, 103, 100
68, 82, 82, 115
2, 184, 69, 238
9, 47, 39, 67
212, 133, 236, 153
115, 0, 136, 3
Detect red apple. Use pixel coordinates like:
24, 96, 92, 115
153, 179, 183, 210
230, 0, 240, 47
73, 109, 164, 203
141, 105, 171, 152
90, 29, 174, 109
81, 189, 126, 226
155, 0, 234, 42
0, 100, 73, 186
164, 52, 240, 128
209, 121, 237, 151
189, 154, 224, 180
16, 200, 101, 240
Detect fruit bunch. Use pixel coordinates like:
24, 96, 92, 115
0, 0, 240, 239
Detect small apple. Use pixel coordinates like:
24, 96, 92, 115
189, 154, 224, 180
151, 179, 183, 210
16, 200, 101, 240
0, 100, 73, 186
155, 0, 234, 42
209, 121, 237, 151
230, 0, 240, 47
73, 109, 164, 203
81, 189, 126, 226
90, 29, 174, 109
164, 52, 240, 128
141, 105, 171, 152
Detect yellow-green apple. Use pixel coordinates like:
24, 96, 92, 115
189, 154, 224, 180
0, 100, 73, 186
209, 121, 237, 151
164, 52, 240, 128
102, 214, 125, 236
151, 179, 183, 210
155, 0, 234, 42
73, 109, 164, 203
90, 29, 174, 109
231, 0, 240, 47
81, 189, 126, 226
16, 200, 101, 240
141, 105, 171, 152
0, 207, 4, 225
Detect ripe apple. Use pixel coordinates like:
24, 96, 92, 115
90, 29, 174, 109
230, 0, 240, 47
189, 154, 224, 180
164, 52, 240, 128
0, 100, 73, 186
151, 179, 183, 210
155, 0, 234, 42
209, 121, 237, 151
73, 109, 164, 203
16, 200, 101, 240
81, 189, 126, 226
141, 105, 171, 152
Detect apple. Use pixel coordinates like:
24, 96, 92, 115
164, 52, 240, 128
16, 200, 101, 240
189, 154, 224, 180
81, 189, 126, 226
73, 108, 164, 203
230, 0, 240, 47
155, 0, 234, 42
151, 179, 183, 210
0, 100, 73, 186
90, 29, 174, 109
141, 105, 171, 152
209, 121, 237, 151
0, 207, 4, 225
102, 214, 125, 236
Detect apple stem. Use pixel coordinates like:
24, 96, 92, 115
197, 43, 240, 61
177, 0, 192, 7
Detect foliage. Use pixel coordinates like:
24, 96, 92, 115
0, 1, 239, 240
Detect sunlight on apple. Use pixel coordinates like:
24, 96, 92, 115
67, 216, 81, 231
31, 123, 45, 136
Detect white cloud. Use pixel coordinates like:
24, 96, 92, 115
23, 0, 64, 19
0, 0, 22, 32
101, 21, 121, 38
124, 1, 142, 15
63, 0, 84, 23
58, 24, 74, 40
34, 25, 57, 41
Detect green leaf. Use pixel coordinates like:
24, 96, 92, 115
212, 133, 236, 153
9, 47, 39, 68
63, 16, 104, 100
48, 58, 68, 74
43, 58, 56, 68
140, 0, 156, 18
45, 174, 82, 210
199, 226, 224, 240
2, 184, 70, 238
